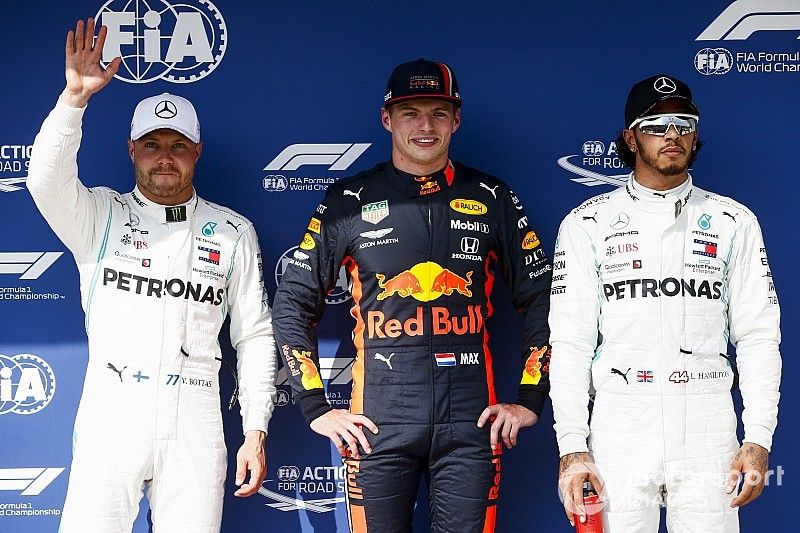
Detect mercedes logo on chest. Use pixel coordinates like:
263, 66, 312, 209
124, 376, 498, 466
610, 213, 630, 229
154, 100, 178, 119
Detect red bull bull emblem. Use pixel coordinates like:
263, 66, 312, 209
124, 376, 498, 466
376, 262, 472, 302
419, 181, 441, 196
521, 345, 550, 385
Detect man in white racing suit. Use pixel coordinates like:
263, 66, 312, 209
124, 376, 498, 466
27, 18, 277, 532
550, 74, 781, 532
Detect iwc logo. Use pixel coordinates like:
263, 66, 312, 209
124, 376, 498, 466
95, 0, 227, 84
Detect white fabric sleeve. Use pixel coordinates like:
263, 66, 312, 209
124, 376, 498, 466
227, 223, 278, 435
548, 216, 600, 457
27, 98, 107, 259
727, 217, 781, 451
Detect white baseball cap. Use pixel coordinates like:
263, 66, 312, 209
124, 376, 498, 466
130, 93, 201, 143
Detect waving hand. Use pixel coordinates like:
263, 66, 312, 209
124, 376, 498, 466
62, 17, 121, 107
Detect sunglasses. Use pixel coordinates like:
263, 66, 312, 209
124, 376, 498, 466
629, 114, 699, 136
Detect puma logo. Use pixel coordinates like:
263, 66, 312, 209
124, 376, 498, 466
227, 220, 242, 232
113, 197, 127, 209
375, 352, 395, 370
611, 367, 631, 384
107, 363, 127, 382
723, 211, 737, 222
479, 182, 499, 199
343, 187, 363, 201
582, 212, 597, 223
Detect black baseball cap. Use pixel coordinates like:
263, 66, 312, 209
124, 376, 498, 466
383, 58, 462, 108
625, 74, 700, 128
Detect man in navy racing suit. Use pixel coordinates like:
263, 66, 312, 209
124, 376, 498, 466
272, 58, 552, 532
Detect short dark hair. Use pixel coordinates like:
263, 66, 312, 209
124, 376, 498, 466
614, 131, 703, 169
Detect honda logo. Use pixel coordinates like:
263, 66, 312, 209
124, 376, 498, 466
461, 237, 479, 254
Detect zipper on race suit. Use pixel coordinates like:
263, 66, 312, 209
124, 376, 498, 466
427, 197, 435, 429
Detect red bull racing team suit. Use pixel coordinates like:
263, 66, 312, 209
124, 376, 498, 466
273, 160, 552, 533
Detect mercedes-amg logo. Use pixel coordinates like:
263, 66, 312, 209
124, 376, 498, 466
653, 77, 677, 94
610, 213, 630, 229
154, 100, 178, 119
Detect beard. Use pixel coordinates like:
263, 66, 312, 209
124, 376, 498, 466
634, 137, 689, 177
134, 164, 192, 199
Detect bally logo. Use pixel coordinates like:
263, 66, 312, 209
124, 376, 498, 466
450, 199, 487, 216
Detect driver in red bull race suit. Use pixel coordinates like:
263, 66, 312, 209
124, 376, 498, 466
273, 58, 552, 533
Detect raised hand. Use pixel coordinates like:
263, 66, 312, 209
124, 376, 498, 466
62, 17, 121, 108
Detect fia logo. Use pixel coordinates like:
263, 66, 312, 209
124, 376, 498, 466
96, 0, 227, 83
0, 354, 56, 415
694, 48, 734, 75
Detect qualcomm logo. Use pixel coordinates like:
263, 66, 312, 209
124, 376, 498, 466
557, 140, 627, 188
263, 143, 371, 193
0, 468, 64, 495
275, 246, 351, 305
96, 0, 227, 84
0, 252, 63, 280
0, 354, 57, 415
697, 0, 800, 41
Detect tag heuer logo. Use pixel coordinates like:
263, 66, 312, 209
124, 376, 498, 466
362, 200, 389, 225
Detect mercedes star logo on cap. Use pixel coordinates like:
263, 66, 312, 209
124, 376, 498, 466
653, 77, 677, 94
154, 100, 178, 119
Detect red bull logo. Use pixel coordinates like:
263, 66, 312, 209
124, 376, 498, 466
419, 181, 441, 196
521, 345, 550, 385
367, 305, 484, 339
375, 262, 472, 302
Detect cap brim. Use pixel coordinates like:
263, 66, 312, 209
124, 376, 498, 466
131, 124, 200, 143
383, 94, 462, 108
633, 96, 699, 127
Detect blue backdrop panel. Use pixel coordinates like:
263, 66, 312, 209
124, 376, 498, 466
0, 1, 796, 532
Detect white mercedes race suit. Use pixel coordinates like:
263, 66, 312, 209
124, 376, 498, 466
27, 100, 277, 532
549, 175, 781, 533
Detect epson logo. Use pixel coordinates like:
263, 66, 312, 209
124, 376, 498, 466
604, 278, 722, 300
450, 219, 489, 234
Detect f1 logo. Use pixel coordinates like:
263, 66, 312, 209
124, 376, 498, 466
0, 468, 64, 495
0, 177, 27, 193
461, 237, 479, 254
697, 0, 800, 40
264, 143, 371, 171
0, 252, 63, 279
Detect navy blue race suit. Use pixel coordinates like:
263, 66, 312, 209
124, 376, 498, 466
273, 160, 551, 533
